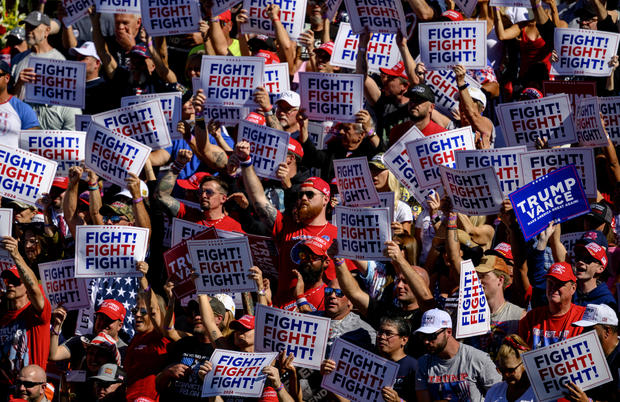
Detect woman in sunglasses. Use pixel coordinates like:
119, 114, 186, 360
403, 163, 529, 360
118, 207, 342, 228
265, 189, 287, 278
485, 334, 535, 402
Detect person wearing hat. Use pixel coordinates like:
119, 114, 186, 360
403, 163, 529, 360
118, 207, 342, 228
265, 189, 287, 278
573, 231, 616, 309
39, 177, 71, 239
389, 82, 447, 143
0, 59, 39, 148
415, 308, 501, 401
90, 363, 126, 402
6, 200, 38, 224
570, 304, 620, 401
254, 88, 302, 135
0, 237, 52, 401
584, 201, 614, 239
519, 262, 586, 349
69, 41, 115, 114
0, 27, 27, 64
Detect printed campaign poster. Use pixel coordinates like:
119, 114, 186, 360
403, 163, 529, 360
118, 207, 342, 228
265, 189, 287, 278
62, 0, 95, 26
509, 165, 590, 241
599, 96, 620, 144
344, 0, 405, 34
456, 259, 490, 338
242, 0, 307, 40
308, 121, 332, 150
455, 147, 526, 194
405, 126, 475, 190
519, 148, 597, 199
496, 94, 576, 149
246, 234, 279, 279
454, 0, 477, 17
424, 67, 480, 114
85, 122, 151, 187
331, 23, 401, 73
418, 21, 487, 70
202, 350, 278, 398
0, 255, 15, 274
299, 72, 363, 123
0, 208, 12, 237
489, 0, 530, 6
205, 106, 250, 126
76, 114, 92, 132
553, 28, 620, 77
75, 225, 150, 278
212, 0, 238, 15
237, 120, 289, 180
0, 144, 57, 205
141, 0, 200, 36
39, 259, 90, 310
19, 131, 86, 177
334, 206, 391, 261
170, 217, 210, 247
542, 81, 597, 119
201, 56, 264, 108
25, 58, 86, 109
263, 63, 290, 106
440, 166, 503, 215
186, 237, 257, 294
523, 331, 612, 401
575, 96, 608, 147
121, 92, 182, 140
333, 157, 380, 207
254, 304, 330, 370
378, 192, 395, 223
93, 100, 172, 149
324, 0, 343, 20
321, 338, 399, 402
560, 231, 586, 259
97, 0, 140, 14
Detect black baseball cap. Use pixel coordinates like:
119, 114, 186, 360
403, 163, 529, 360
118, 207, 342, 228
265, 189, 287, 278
406, 83, 435, 103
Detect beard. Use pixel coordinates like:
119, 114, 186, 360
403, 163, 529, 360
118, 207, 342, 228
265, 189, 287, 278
297, 262, 323, 286
297, 202, 322, 222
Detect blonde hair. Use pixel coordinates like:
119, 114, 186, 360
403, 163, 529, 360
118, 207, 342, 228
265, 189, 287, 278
496, 334, 530, 362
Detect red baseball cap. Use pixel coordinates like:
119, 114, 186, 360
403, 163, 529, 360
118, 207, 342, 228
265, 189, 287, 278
545, 262, 577, 282
256, 49, 280, 65
302, 237, 329, 257
493, 242, 513, 260
176, 172, 211, 190
246, 112, 266, 125
379, 61, 408, 80
96, 299, 126, 322
1, 267, 20, 279
230, 314, 255, 330
216, 10, 232, 23
301, 177, 330, 198
441, 10, 464, 21
52, 177, 69, 190
315, 42, 334, 56
288, 138, 304, 159
576, 242, 608, 268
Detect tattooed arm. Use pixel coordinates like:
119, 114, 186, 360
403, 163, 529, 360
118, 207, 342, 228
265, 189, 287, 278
154, 149, 193, 217
198, 294, 229, 349
192, 90, 229, 169
2, 236, 46, 313
254, 87, 284, 131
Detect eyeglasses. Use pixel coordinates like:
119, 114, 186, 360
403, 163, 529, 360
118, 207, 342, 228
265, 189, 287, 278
419, 328, 446, 341
496, 361, 523, 375
377, 329, 401, 339
198, 188, 216, 196
15, 380, 44, 388
324, 287, 345, 298
104, 216, 128, 224
297, 191, 316, 200
131, 307, 148, 316
297, 250, 323, 263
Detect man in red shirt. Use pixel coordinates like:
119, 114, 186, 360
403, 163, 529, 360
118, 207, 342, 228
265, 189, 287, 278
519, 262, 586, 349
389, 83, 446, 144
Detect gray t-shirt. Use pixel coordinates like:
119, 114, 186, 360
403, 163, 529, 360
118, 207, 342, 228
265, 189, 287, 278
416, 343, 501, 402
12, 48, 66, 100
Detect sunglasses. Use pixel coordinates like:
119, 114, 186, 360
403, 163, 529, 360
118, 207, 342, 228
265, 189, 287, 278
2, 276, 21, 287
496, 361, 523, 375
324, 287, 345, 298
198, 188, 216, 196
419, 328, 446, 341
131, 307, 148, 316
575, 253, 598, 264
15, 380, 44, 388
103, 216, 128, 224
297, 191, 317, 200
297, 250, 323, 263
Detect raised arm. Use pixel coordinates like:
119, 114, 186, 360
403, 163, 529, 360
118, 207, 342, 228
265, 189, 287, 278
385, 241, 435, 311
63, 166, 83, 238
2, 236, 46, 312
90, 9, 118, 80
355, 29, 381, 106
86, 168, 104, 225
268, 5, 296, 72
127, 173, 151, 234
154, 149, 193, 217
453, 65, 494, 145
147, 37, 177, 83
492, 7, 523, 41
198, 294, 228, 348
49, 307, 71, 361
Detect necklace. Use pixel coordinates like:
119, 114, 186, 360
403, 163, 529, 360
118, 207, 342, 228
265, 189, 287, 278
201, 214, 226, 227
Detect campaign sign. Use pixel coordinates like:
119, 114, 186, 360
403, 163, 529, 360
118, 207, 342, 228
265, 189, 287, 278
453, 0, 477, 17
19, 131, 86, 177
560, 231, 586, 260
344, 0, 405, 34
299, 72, 364, 123
255, 304, 330, 370
308, 121, 332, 150
0, 208, 12, 237
523, 331, 612, 401
333, 157, 380, 207
334, 206, 391, 261
321, 338, 399, 402
93, 100, 172, 149
39, 259, 90, 310
141, 0, 200, 36
263, 63, 290, 106
424, 67, 480, 114
455, 147, 526, 194
76, 114, 92, 132
187, 237, 257, 294
418, 21, 487, 70
0, 144, 57, 205
204, 106, 250, 126
509, 165, 590, 241
575, 96, 607, 147
75, 226, 150, 278
331, 23, 401, 73
456, 259, 490, 338
542, 81, 597, 120
201, 56, 264, 108
242, 0, 307, 40
170, 217, 210, 247
489, 0, 530, 6
62, 0, 95, 26
324, 0, 343, 20
237, 120, 289, 180
440, 166, 503, 216
202, 350, 278, 398
26, 57, 86, 109
496, 94, 576, 149
0, 255, 15, 276
85, 122, 150, 187
599, 96, 620, 144
121, 92, 182, 140
553, 28, 620, 77
378, 192, 395, 223
246, 234, 279, 279
405, 126, 475, 190
96, 0, 140, 14
519, 148, 597, 199
212, 0, 239, 15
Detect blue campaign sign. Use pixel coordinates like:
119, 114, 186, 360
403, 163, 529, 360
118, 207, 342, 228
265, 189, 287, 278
509, 165, 590, 240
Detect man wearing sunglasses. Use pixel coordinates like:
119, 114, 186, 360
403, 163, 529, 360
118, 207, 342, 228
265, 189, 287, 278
10, 364, 49, 402
572, 231, 616, 310
415, 309, 501, 402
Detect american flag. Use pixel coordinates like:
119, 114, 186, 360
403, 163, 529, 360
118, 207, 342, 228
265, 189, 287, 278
93, 277, 139, 338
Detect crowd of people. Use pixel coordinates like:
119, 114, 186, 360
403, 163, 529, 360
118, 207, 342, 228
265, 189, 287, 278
0, 0, 620, 400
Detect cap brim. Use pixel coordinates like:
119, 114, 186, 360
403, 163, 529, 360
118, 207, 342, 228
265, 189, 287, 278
475, 265, 494, 273
230, 321, 253, 330
414, 325, 442, 334
89, 375, 119, 382
175, 179, 198, 190
572, 319, 597, 327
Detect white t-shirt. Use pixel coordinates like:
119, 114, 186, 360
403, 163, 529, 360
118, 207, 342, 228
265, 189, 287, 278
0, 96, 39, 147
394, 200, 413, 223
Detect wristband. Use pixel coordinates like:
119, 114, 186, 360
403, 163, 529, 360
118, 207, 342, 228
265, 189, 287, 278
431, 213, 439, 220
534, 2, 543, 8
457, 83, 469, 91
296, 297, 308, 304
133, 197, 143, 204
297, 301, 310, 308
88, 181, 97, 187
334, 257, 346, 265
239, 157, 253, 168
88, 185, 99, 191
366, 128, 376, 137
276, 384, 285, 392
358, 47, 367, 52
210, 17, 219, 22
145, 285, 151, 292
165, 326, 174, 330
51, 328, 60, 336
258, 289, 266, 296
264, 109, 274, 116
272, 18, 280, 22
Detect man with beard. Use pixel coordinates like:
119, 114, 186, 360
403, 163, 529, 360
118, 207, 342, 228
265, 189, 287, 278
236, 140, 338, 306
254, 89, 301, 135
415, 309, 501, 401
389, 83, 447, 144
89, 363, 126, 402
154, 149, 243, 232
9, 364, 50, 402
157, 298, 226, 402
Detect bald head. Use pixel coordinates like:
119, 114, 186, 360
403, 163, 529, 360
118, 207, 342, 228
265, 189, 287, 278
17, 365, 46, 402
21, 364, 46, 381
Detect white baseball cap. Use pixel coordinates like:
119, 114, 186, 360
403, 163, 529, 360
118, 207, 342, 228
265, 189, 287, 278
69, 41, 101, 62
573, 304, 618, 327
214, 293, 235, 317
415, 308, 452, 334
116, 180, 149, 199
467, 87, 487, 109
275, 90, 300, 108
